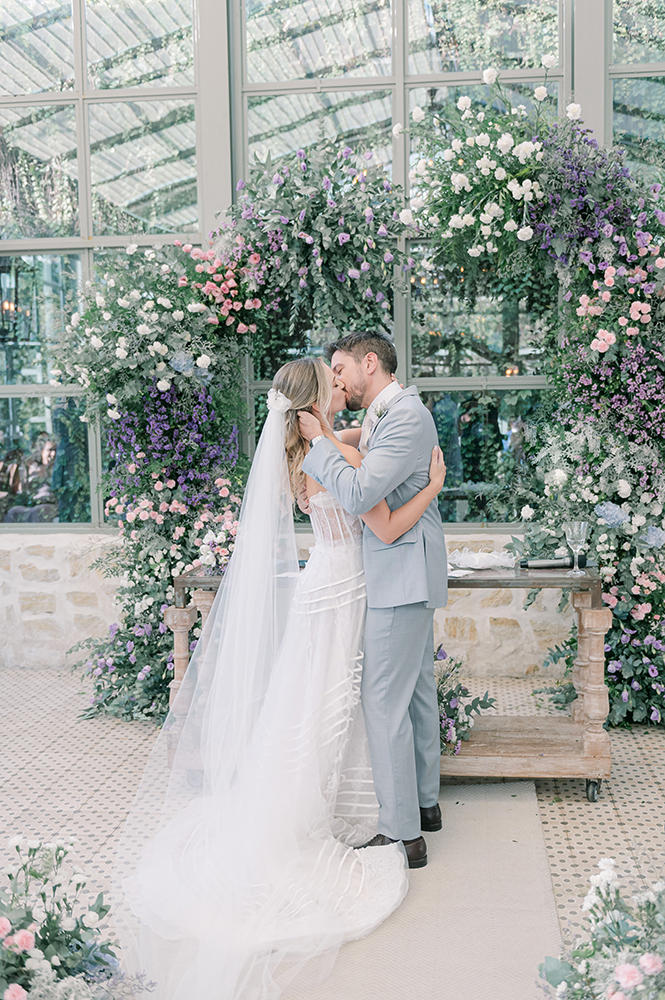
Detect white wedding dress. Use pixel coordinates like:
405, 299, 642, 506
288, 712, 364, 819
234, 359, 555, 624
114, 397, 408, 1000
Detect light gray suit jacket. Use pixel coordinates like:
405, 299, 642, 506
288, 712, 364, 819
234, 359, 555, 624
302, 386, 448, 610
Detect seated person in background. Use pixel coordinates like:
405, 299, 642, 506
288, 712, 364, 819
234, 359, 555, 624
4, 434, 58, 523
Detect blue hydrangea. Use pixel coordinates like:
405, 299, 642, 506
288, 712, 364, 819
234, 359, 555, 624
594, 501, 629, 527
169, 351, 195, 375
639, 525, 665, 548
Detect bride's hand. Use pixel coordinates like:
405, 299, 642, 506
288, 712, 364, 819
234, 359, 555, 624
428, 446, 446, 493
298, 410, 323, 441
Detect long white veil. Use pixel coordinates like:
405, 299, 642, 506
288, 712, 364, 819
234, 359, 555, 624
113, 387, 407, 1000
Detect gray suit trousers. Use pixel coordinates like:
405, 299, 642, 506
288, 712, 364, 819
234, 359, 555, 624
363, 602, 441, 841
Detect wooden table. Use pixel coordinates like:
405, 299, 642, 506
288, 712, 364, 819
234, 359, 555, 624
164, 565, 612, 802
437, 568, 612, 801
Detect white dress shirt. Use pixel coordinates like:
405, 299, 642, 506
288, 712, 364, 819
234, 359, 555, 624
358, 380, 403, 456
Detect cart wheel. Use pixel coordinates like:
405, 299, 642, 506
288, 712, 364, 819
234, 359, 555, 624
586, 779, 602, 802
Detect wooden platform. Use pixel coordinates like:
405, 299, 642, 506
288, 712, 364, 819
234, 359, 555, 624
440, 716, 611, 780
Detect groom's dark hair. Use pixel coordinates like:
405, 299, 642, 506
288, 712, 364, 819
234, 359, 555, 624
325, 331, 397, 375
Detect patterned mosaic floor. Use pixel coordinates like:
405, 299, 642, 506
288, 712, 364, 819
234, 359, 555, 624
2, 667, 664, 956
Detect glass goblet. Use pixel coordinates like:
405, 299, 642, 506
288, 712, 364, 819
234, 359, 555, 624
563, 520, 588, 577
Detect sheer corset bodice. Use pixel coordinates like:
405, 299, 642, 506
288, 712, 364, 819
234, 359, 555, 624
308, 490, 363, 549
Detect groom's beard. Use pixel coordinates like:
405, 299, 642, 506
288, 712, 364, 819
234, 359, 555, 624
344, 376, 367, 412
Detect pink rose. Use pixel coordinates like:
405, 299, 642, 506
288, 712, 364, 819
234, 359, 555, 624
655, 257, 665, 269
603, 593, 618, 608
627, 326, 639, 335
12, 928, 35, 951
615, 963, 644, 989
0, 917, 11, 939
617, 316, 628, 326
600, 290, 611, 302
178, 276, 188, 286
639, 953, 664, 975
154, 481, 163, 491
4, 985, 28, 1000
598, 329, 616, 345
166, 480, 176, 488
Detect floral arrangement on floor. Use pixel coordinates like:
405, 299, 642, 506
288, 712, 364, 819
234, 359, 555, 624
407, 60, 665, 727
216, 138, 413, 377
434, 645, 496, 754
539, 858, 665, 999
0, 837, 150, 1000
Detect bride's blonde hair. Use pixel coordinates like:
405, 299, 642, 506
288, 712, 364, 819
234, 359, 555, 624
272, 357, 332, 497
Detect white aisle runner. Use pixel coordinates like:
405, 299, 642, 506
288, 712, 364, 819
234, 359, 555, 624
286, 781, 561, 1000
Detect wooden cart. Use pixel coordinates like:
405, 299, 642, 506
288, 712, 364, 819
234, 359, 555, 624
440, 568, 612, 801
165, 566, 612, 802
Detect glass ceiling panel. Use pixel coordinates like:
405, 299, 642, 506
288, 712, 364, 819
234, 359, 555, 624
613, 0, 665, 65
408, 0, 559, 75
85, 0, 194, 90
0, 105, 79, 239
613, 77, 665, 175
245, 0, 391, 83
88, 99, 197, 235
0, 0, 75, 96
248, 89, 393, 169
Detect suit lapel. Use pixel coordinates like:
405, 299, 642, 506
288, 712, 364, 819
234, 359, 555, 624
367, 385, 418, 447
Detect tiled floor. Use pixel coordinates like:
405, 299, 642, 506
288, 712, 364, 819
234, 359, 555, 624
2, 667, 664, 953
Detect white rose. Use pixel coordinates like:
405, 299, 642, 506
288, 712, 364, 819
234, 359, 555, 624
482, 67, 498, 85
411, 106, 425, 122
467, 247, 482, 257
51, 955, 61, 966
442, 148, 455, 162
456, 96, 471, 111
392, 122, 403, 137
106, 393, 117, 404
95, 293, 105, 308
157, 297, 172, 308
61, 916, 77, 932
632, 514, 646, 527
82, 911, 100, 927
566, 102, 582, 120
550, 469, 568, 486
399, 209, 414, 226
514, 140, 535, 162
136, 323, 151, 335
129, 289, 141, 300
465, 135, 475, 147
504, 219, 518, 231
103, 311, 111, 320
475, 132, 491, 147
70, 311, 80, 327
517, 226, 534, 242
652, 502, 663, 516
521, 505, 535, 520
541, 53, 557, 69
115, 347, 128, 359
117, 297, 130, 308
90, 335, 103, 349
125, 243, 138, 255
187, 302, 207, 313
494, 167, 507, 180
617, 479, 632, 498
196, 354, 211, 368
496, 133, 514, 154
410, 196, 425, 211
534, 86, 548, 102
172, 310, 184, 321
462, 213, 475, 226
156, 379, 171, 392
107, 409, 121, 420
451, 138, 463, 153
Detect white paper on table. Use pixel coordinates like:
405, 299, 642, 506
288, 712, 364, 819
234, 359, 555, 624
447, 567, 475, 578
447, 547, 516, 570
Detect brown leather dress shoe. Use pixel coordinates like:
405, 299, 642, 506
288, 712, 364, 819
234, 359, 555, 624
357, 833, 428, 869
420, 803, 442, 832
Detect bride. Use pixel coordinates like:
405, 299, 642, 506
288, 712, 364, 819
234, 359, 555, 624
114, 356, 445, 1000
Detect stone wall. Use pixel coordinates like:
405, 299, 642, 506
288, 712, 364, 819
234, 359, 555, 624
297, 530, 574, 679
0, 534, 121, 669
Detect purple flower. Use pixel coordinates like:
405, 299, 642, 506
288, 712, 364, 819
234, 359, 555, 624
296, 148, 306, 159
607, 660, 621, 673
383, 180, 391, 192
159, 621, 167, 634
360, 261, 370, 271
189, 639, 198, 652
604, 643, 611, 652
364, 207, 374, 222
648, 665, 659, 677
383, 251, 394, 263
342, 146, 353, 159
377, 223, 388, 236
622, 690, 629, 702
376, 291, 384, 302
109, 623, 119, 637
436, 646, 447, 660
272, 173, 284, 186
631, 679, 641, 690
449, 697, 459, 708
337, 273, 346, 282
651, 707, 661, 722
323, 177, 332, 191
129, 654, 137, 664
279, 215, 289, 224
348, 268, 360, 279
338, 233, 350, 245
364, 151, 373, 160
236, 179, 245, 191
327, 198, 336, 207
299, 209, 306, 222
650, 183, 662, 196
126, 640, 134, 652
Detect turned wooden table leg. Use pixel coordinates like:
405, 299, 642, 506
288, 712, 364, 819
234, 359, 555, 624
164, 605, 198, 708
571, 591, 592, 723
192, 588, 216, 631
580, 606, 613, 760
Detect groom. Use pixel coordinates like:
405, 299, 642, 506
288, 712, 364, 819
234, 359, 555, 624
300, 331, 447, 869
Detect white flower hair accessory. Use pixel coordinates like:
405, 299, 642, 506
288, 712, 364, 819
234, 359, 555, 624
267, 388, 292, 412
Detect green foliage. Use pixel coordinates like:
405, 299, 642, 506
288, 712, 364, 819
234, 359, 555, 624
434, 645, 496, 753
